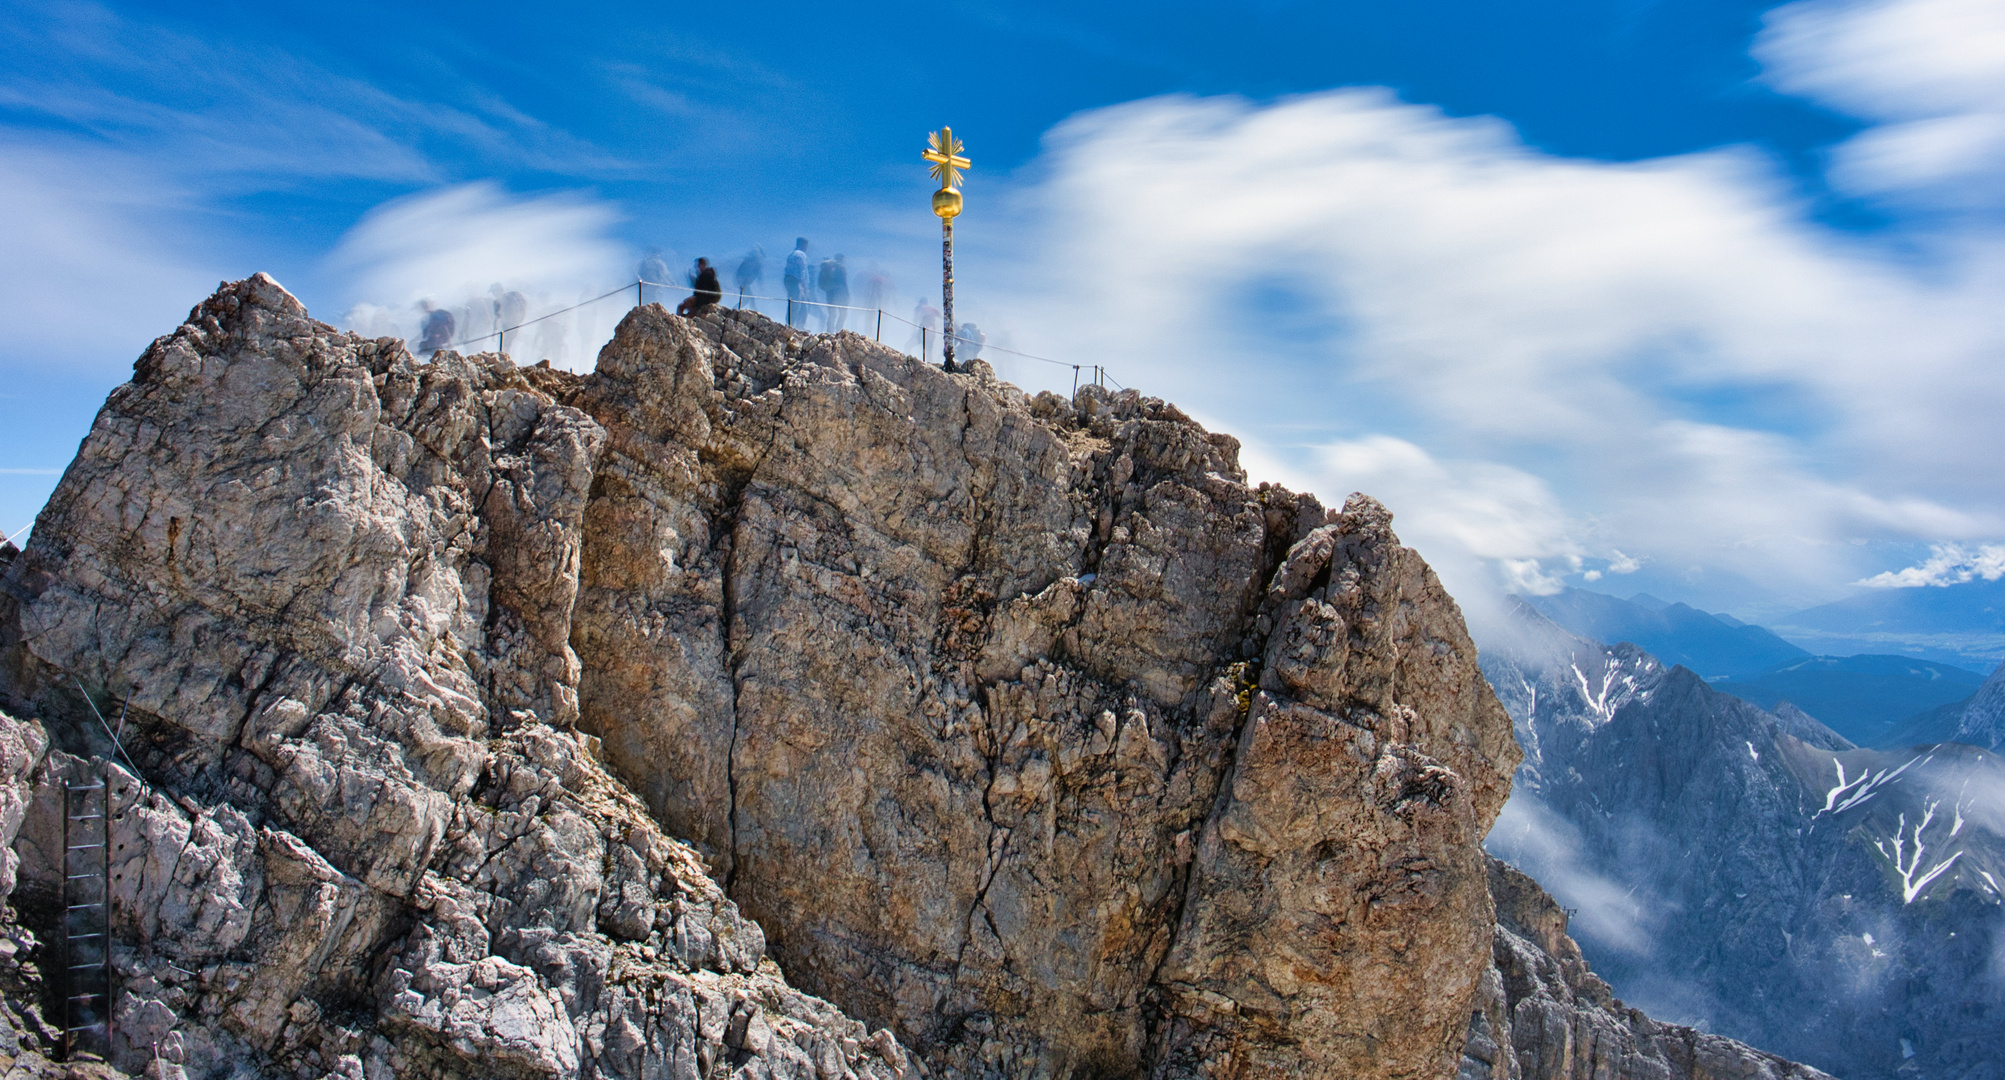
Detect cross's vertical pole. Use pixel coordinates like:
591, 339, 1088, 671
942, 219, 956, 371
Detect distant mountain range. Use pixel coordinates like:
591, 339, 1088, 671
1481, 601, 2005, 1080
1771, 576, 2005, 670
1517, 587, 2001, 743
1519, 588, 1808, 678
1713, 654, 1987, 746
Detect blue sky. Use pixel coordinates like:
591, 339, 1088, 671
4, 0, 2003, 626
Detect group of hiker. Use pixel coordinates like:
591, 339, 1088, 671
416, 283, 529, 356
404, 240, 995, 373
638, 238, 990, 368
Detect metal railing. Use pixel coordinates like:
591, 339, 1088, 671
427, 278, 1125, 394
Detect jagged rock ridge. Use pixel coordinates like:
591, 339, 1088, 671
0, 275, 1829, 1080
0, 276, 912, 1080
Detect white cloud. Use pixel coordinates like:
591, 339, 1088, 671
327, 183, 634, 369
1858, 544, 2005, 587
1758, 0, 2005, 203
976, 75, 2005, 614
0, 137, 221, 369
1309, 435, 1578, 598
329, 182, 629, 307
1487, 794, 1659, 957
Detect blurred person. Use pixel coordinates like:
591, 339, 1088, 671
783, 238, 810, 327
534, 299, 571, 367
736, 246, 765, 308
860, 266, 890, 314
957, 322, 986, 362
417, 300, 456, 356
909, 297, 940, 362
819, 254, 850, 332
640, 249, 672, 307
491, 284, 528, 352
678, 258, 722, 317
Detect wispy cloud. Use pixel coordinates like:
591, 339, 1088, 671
974, 25, 2005, 611
0, 0, 637, 193
329, 182, 629, 306
328, 182, 635, 370
0, 136, 221, 369
1487, 794, 1660, 956
1758, 0, 2005, 206
1859, 544, 2005, 588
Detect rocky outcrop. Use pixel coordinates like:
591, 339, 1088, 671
1460, 858, 1835, 1080
0, 274, 1825, 1080
0, 276, 911, 1080
532, 302, 1521, 1080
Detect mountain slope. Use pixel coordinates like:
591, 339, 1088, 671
1878, 659, 2005, 751
1482, 605, 2005, 1080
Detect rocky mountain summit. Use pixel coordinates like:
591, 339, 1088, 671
0, 275, 1828, 1079
1484, 602, 2005, 1080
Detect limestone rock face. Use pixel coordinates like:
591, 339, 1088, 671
0, 276, 910, 1080
1460, 859, 1836, 1080
539, 305, 1522, 1079
3, 274, 1798, 1080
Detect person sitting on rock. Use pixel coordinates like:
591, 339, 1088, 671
678, 258, 723, 317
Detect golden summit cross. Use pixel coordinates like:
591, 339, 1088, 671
923, 127, 970, 190
923, 127, 971, 370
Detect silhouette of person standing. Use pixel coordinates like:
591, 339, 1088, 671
859, 266, 890, 317
820, 254, 850, 332
783, 238, 810, 327
957, 322, 986, 363
417, 301, 456, 356
488, 284, 527, 354
639, 250, 672, 307
910, 297, 940, 362
678, 258, 722, 316
736, 246, 765, 308
492, 284, 527, 332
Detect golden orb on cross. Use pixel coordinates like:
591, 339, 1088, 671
923, 127, 971, 219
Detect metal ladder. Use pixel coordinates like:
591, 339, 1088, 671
61, 774, 112, 1060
